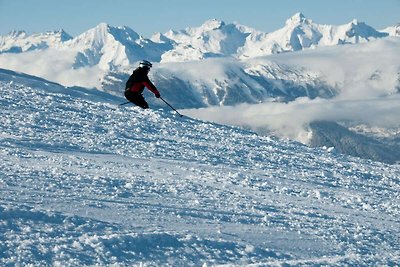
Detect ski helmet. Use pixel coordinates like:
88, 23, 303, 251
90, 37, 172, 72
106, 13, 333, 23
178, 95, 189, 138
139, 60, 152, 69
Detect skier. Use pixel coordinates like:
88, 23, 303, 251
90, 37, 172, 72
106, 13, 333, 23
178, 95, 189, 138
124, 60, 161, 109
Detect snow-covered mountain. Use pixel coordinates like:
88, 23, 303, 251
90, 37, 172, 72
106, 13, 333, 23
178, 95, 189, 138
382, 23, 400, 36
101, 58, 336, 108
238, 13, 388, 58
309, 121, 400, 164
157, 13, 389, 62
65, 23, 170, 69
0, 29, 72, 53
0, 13, 393, 66
1, 68, 400, 266
159, 19, 253, 62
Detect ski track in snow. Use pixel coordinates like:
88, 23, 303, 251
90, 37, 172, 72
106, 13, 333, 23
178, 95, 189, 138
1, 77, 400, 266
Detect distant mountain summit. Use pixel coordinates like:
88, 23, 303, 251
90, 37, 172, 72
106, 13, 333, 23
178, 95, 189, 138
154, 13, 391, 61
160, 19, 252, 62
0, 29, 72, 53
382, 23, 400, 36
238, 13, 389, 58
64, 23, 169, 70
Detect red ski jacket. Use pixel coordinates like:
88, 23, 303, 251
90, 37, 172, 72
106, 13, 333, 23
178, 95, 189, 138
125, 67, 160, 96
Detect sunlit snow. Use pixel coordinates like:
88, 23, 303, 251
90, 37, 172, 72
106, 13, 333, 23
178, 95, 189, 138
1, 68, 399, 266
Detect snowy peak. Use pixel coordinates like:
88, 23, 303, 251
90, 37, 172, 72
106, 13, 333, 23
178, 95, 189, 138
7, 30, 27, 38
0, 29, 72, 53
67, 23, 140, 48
239, 13, 391, 57
66, 23, 168, 70
382, 23, 400, 36
284, 13, 387, 44
161, 19, 253, 62
198, 19, 226, 31
342, 20, 388, 41
243, 12, 325, 55
4, 29, 72, 41
49, 29, 73, 42
285, 12, 309, 26
71, 22, 111, 47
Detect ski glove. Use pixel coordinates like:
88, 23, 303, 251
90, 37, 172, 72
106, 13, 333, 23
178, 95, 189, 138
155, 92, 161, 98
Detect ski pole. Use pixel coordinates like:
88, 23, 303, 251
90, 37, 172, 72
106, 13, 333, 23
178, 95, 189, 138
119, 101, 131, 106
160, 97, 183, 117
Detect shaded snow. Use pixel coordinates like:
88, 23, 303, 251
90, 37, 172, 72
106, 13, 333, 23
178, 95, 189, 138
1, 69, 399, 265
309, 121, 400, 164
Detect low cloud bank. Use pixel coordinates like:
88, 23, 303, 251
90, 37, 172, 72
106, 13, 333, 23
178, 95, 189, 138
0, 49, 105, 88
183, 95, 400, 143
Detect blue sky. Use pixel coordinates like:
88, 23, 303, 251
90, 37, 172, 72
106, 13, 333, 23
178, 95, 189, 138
0, 0, 399, 37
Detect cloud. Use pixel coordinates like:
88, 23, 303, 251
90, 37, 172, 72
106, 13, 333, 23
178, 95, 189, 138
183, 95, 400, 143
0, 49, 104, 88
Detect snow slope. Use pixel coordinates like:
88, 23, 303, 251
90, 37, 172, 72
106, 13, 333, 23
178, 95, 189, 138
1, 69, 399, 266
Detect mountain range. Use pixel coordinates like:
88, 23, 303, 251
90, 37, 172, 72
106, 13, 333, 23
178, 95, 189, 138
1, 13, 398, 65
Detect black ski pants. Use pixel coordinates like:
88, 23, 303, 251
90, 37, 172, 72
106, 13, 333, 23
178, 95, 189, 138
124, 90, 149, 109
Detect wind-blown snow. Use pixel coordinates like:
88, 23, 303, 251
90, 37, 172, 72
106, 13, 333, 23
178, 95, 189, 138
1, 69, 399, 265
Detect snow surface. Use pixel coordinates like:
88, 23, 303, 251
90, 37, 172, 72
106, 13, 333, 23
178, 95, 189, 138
1, 69, 400, 266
